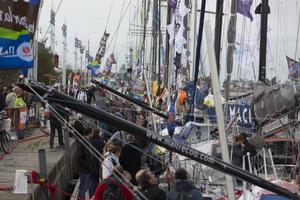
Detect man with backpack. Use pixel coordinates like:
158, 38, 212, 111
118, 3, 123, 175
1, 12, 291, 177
94, 166, 133, 200
167, 168, 203, 200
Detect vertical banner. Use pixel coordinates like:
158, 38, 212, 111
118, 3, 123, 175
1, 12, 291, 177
18, 107, 27, 130
0, 0, 41, 69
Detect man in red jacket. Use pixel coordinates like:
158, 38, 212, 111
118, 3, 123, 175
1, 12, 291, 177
93, 166, 133, 200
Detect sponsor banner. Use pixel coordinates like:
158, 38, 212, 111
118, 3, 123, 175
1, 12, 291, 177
0, 0, 41, 69
227, 102, 254, 128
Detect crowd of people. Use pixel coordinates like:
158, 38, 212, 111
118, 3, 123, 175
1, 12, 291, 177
75, 126, 204, 200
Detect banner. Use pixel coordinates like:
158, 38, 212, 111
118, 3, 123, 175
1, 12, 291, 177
95, 31, 110, 62
0, 0, 41, 69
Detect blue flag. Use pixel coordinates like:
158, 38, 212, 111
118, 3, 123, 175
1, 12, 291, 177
237, 0, 253, 21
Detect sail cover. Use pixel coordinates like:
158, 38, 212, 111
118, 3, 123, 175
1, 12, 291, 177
252, 83, 300, 125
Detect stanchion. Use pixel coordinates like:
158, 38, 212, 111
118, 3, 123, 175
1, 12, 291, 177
38, 149, 48, 200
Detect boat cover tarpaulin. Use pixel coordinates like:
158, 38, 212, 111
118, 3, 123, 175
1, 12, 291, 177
252, 82, 300, 125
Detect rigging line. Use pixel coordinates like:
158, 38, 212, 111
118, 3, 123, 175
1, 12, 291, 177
106, 0, 132, 56
113, 0, 126, 51
27, 83, 148, 200
80, 116, 169, 168
105, 0, 114, 31
41, 0, 64, 43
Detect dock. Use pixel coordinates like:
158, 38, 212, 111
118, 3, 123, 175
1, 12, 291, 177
0, 128, 78, 200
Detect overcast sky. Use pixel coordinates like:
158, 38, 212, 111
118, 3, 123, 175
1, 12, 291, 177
38, 0, 300, 82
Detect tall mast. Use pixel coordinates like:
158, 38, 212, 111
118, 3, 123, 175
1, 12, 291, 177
225, 0, 237, 101
142, 0, 147, 73
50, 1, 55, 55
151, 0, 158, 81
189, 0, 206, 119
164, 3, 171, 87
214, 0, 224, 76
62, 23, 67, 86
255, 0, 270, 83
157, 0, 162, 87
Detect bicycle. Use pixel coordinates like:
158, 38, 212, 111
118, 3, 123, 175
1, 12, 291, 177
0, 111, 13, 154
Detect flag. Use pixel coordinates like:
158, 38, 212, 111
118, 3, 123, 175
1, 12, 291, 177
87, 61, 100, 76
168, 0, 177, 9
286, 56, 298, 68
96, 31, 110, 62
237, 0, 253, 21
50, 9, 55, 25
286, 56, 300, 80
0, 0, 41, 69
61, 24, 67, 37
105, 53, 116, 66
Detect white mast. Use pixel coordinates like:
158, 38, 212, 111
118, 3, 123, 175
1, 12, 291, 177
50, 1, 55, 55
62, 23, 67, 86
205, 21, 235, 200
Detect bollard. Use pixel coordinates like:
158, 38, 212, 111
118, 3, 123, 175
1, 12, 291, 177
63, 126, 72, 182
38, 149, 48, 200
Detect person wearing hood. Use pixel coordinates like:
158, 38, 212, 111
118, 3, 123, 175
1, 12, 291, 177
167, 168, 203, 200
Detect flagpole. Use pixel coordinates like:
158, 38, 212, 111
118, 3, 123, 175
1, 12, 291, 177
214, 0, 224, 76
62, 24, 67, 86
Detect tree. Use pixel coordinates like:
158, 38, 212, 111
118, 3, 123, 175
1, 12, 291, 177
37, 41, 55, 84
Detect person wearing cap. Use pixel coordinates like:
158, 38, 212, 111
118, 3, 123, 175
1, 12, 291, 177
102, 139, 122, 179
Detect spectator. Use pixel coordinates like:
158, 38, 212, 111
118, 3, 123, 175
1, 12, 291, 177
6, 86, 19, 108
90, 129, 105, 195
238, 133, 257, 171
77, 128, 94, 199
48, 103, 69, 148
14, 89, 26, 108
167, 168, 203, 200
135, 168, 166, 200
94, 166, 133, 200
102, 139, 122, 179
231, 135, 245, 169
119, 134, 146, 186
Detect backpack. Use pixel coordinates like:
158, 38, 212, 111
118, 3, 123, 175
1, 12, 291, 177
102, 178, 125, 200
175, 185, 193, 200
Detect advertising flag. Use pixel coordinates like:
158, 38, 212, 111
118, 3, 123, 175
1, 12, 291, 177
0, 0, 41, 69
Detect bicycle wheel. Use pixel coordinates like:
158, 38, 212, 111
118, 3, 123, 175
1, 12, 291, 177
0, 129, 12, 154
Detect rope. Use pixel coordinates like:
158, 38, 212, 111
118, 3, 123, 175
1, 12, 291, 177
27, 82, 149, 200
112, 0, 126, 51
105, 0, 114, 31
105, 0, 132, 56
